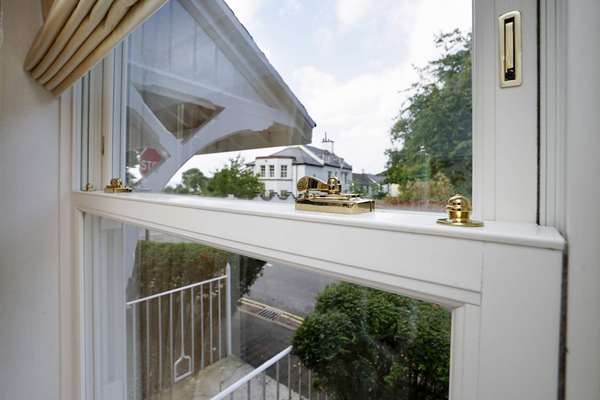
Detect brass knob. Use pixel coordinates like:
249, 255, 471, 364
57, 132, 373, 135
326, 176, 341, 194
104, 178, 132, 193
437, 194, 483, 227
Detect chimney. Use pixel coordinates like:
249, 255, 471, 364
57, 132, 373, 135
322, 132, 335, 154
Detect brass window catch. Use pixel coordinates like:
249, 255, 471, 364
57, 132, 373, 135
104, 178, 132, 193
83, 183, 95, 192
295, 176, 374, 214
437, 194, 484, 227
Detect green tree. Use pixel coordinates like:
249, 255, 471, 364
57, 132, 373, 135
292, 282, 451, 400
205, 156, 264, 199
162, 184, 189, 194
181, 168, 208, 193
163, 168, 208, 194
128, 241, 229, 298
350, 181, 368, 197
386, 30, 472, 195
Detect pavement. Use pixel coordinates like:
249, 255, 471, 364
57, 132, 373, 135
192, 355, 299, 400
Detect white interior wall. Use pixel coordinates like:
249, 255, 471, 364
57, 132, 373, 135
0, 1, 61, 399
564, 0, 600, 398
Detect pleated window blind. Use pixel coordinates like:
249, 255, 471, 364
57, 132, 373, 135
24, 0, 167, 96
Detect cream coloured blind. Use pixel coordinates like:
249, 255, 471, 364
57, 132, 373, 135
25, 0, 167, 96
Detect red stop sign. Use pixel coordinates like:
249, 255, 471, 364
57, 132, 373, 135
139, 147, 162, 176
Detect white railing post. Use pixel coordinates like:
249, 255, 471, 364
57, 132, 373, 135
226, 263, 232, 356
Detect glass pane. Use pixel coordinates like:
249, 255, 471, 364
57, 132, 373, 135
120, 0, 472, 211
77, 63, 106, 190
78, 73, 90, 191
84, 215, 451, 400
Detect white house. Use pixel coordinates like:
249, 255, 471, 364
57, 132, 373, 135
248, 145, 353, 196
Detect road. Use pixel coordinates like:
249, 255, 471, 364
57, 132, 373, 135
233, 262, 338, 395
244, 263, 338, 318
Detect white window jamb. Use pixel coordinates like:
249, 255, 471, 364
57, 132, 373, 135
472, 0, 539, 223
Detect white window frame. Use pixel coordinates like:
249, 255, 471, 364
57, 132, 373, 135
280, 165, 288, 178
55, 1, 567, 400
269, 164, 275, 178
71, 191, 564, 400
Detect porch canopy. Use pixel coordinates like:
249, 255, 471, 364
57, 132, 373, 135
24, 0, 167, 96
24, 0, 315, 160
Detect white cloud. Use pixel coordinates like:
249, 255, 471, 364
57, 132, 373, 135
405, 0, 472, 67
289, 64, 417, 173
287, 0, 471, 173
226, 0, 265, 24
334, 0, 414, 33
277, 0, 301, 17
335, 0, 373, 27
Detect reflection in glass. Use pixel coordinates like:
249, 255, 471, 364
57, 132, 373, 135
119, 0, 472, 213
124, 0, 315, 193
84, 216, 451, 400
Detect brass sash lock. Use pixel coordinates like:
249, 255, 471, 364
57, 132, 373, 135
104, 178, 132, 193
437, 194, 483, 227
295, 176, 374, 214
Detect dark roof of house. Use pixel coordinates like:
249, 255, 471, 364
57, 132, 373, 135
249, 145, 352, 169
303, 145, 352, 169
353, 172, 384, 186
265, 146, 321, 166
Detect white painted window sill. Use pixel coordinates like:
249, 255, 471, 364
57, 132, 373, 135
74, 191, 565, 251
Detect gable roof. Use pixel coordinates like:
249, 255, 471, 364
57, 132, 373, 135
303, 145, 352, 169
250, 145, 352, 169
353, 172, 384, 186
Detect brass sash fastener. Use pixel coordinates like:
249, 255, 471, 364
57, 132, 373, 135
437, 194, 483, 227
295, 176, 374, 214
83, 183, 95, 192
104, 178, 132, 193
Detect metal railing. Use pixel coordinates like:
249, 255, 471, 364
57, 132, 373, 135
211, 346, 329, 400
127, 262, 327, 400
127, 264, 231, 399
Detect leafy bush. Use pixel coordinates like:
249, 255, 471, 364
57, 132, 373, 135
391, 172, 455, 203
205, 156, 264, 199
162, 158, 264, 199
163, 168, 208, 194
128, 240, 264, 298
292, 282, 451, 400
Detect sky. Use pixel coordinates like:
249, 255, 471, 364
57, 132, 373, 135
168, 0, 471, 185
